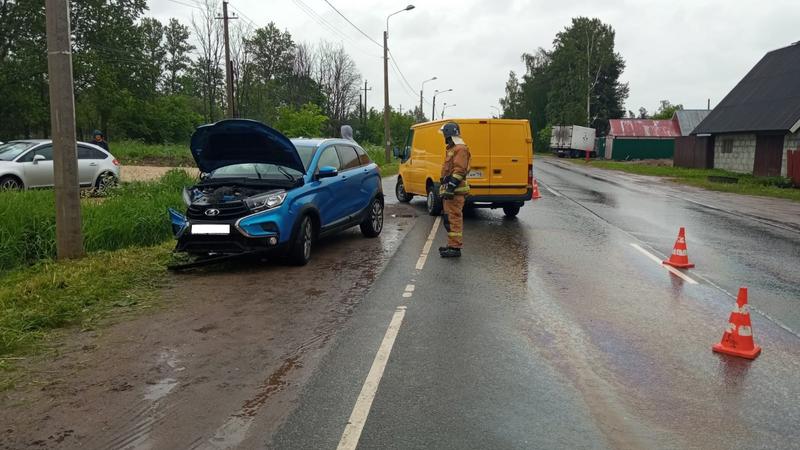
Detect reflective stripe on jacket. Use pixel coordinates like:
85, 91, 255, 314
440, 141, 472, 194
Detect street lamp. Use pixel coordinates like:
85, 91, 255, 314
384, 4, 415, 162
419, 76, 437, 121
432, 88, 452, 120
442, 103, 456, 119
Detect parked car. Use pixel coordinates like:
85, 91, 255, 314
0, 140, 120, 190
394, 118, 534, 217
168, 119, 384, 266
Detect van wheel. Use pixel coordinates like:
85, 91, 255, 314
426, 184, 442, 216
503, 206, 520, 217
360, 197, 384, 237
395, 177, 413, 203
289, 215, 314, 266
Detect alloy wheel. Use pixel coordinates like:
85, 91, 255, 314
302, 218, 312, 260
0, 178, 21, 190
371, 200, 384, 233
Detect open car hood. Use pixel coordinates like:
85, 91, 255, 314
190, 119, 305, 174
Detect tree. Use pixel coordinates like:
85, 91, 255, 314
139, 17, 166, 95
499, 71, 524, 119
651, 100, 683, 120
164, 18, 194, 95
192, 0, 224, 122
314, 42, 361, 134
275, 103, 328, 138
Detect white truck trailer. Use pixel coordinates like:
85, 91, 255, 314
550, 125, 596, 158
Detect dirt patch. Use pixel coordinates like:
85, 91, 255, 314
121, 166, 199, 183
0, 204, 417, 449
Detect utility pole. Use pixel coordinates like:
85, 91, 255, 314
218, 0, 237, 118
362, 80, 371, 126
45, 0, 83, 259
383, 30, 391, 161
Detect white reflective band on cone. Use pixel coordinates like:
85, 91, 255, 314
726, 323, 737, 333
733, 304, 750, 315
738, 326, 753, 337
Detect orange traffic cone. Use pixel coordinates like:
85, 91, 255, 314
532, 179, 542, 199
663, 227, 694, 268
713, 287, 761, 359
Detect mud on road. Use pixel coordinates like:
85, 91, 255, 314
0, 203, 417, 450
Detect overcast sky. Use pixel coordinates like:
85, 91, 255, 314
149, 0, 798, 121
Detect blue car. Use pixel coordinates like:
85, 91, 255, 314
168, 119, 384, 265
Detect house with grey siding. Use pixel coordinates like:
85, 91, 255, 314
692, 42, 800, 177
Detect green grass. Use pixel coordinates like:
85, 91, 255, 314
111, 140, 195, 167
0, 243, 172, 363
568, 159, 800, 202
0, 170, 194, 274
365, 144, 399, 177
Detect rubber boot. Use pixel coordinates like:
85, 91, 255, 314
439, 247, 462, 258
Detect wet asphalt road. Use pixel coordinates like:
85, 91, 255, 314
269, 161, 800, 449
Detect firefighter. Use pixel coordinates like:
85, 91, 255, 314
438, 122, 471, 258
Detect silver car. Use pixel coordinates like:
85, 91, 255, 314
0, 140, 120, 190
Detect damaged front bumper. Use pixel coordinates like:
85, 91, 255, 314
168, 207, 287, 256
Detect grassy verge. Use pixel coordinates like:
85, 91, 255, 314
566, 159, 800, 202
0, 243, 172, 379
0, 170, 193, 273
111, 140, 195, 167
365, 144, 399, 177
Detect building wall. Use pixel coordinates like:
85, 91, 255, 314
714, 134, 755, 173
607, 138, 674, 160
783, 130, 800, 177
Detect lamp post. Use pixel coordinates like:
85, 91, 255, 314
419, 76, 436, 121
384, 4, 415, 162
432, 88, 452, 120
442, 103, 456, 119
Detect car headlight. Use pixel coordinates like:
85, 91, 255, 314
245, 190, 287, 212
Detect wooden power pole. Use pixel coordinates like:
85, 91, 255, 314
45, 0, 83, 260
219, 0, 237, 118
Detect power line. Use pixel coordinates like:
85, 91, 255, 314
320, 0, 382, 48
164, 0, 202, 9
228, 3, 258, 29
289, 0, 381, 59
387, 48, 417, 95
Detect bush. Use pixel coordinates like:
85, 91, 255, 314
0, 170, 193, 273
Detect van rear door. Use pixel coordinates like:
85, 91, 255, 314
490, 121, 531, 197
460, 121, 490, 193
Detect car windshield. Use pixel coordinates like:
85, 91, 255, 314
210, 163, 304, 180
0, 142, 36, 161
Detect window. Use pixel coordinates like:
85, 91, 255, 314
722, 139, 733, 154
317, 146, 341, 170
78, 146, 108, 160
355, 146, 371, 165
402, 130, 414, 160
295, 145, 318, 170
336, 145, 360, 170
18, 145, 53, 162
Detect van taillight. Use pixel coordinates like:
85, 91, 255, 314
528, 164, 533, 187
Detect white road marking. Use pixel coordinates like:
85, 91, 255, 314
337, 306, 407, 450
415, 217, 441, 270
630, 243, 698, 285
405, 284, 415, 292
402, 292, 412, 298
538, 180, 562, 197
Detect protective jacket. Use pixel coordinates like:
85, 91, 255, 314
440, 136, 471, 195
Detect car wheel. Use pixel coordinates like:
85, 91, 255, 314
0, 176, 22, 190
395, 177, 413, 203
94, 172, 118, 194
426, 184, 443, 216
503, 206, 521, 217
289, 215, 314, 266
360, 197, 384, 237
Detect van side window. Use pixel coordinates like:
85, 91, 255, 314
403, 130, 414, 160
336, 145, 360, 170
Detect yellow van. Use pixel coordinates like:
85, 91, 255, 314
394, 119, 534, 217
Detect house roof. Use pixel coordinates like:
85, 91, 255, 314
693, 42, 800, 134
609, 119, 681, 138
673, 110, 711, 136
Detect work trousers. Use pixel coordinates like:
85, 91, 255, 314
443, 194, 466, 248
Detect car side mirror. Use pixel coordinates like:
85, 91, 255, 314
32, 154, 46, 164
317, 166, 338, 179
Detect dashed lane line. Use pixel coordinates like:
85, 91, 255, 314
630, 243, 698, 285
415, 217, 441, 270
336, 306, 407, 450
537, 180, 562, 197
338, 218, 441, 449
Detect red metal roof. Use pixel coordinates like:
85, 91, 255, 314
609, 119, 681, 137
